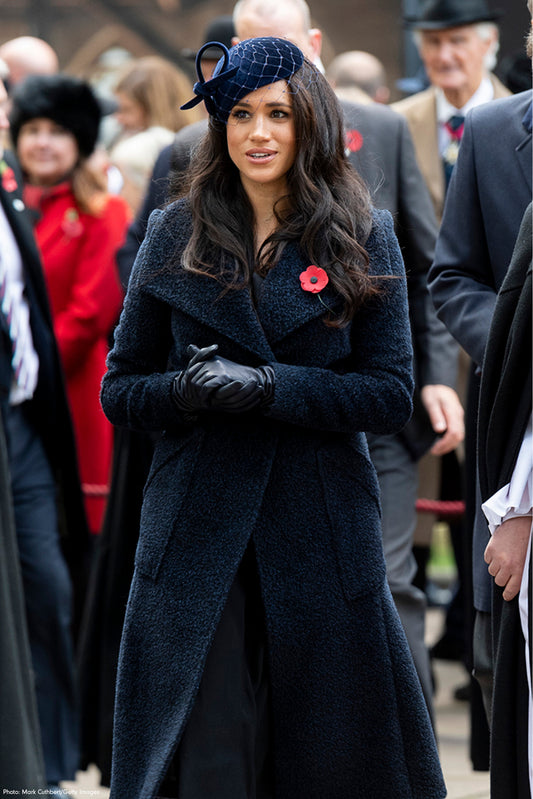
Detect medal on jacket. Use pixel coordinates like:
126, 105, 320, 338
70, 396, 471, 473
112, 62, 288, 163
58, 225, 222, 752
443, 140, 460, 166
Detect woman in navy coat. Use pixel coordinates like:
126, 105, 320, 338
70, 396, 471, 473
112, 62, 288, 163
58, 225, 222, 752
101, 38, 445, 799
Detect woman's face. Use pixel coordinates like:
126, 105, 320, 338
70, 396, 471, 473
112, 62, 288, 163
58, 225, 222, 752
114, 91, 148, 133
226, 80, 297, 197
17, 118, 79, 186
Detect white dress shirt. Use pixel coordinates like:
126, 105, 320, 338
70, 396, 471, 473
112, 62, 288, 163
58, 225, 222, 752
0, 200, 39, 404
436, 77, 495, 157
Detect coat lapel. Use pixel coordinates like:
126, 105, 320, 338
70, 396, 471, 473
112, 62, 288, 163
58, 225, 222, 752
514, 98, 532, 192
401, 89, 444, 221
0, 155, 52, 326
144, 242, 337, 361
257, 242, 340, 345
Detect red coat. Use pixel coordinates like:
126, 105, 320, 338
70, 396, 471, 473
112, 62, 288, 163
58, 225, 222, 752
25, 182, 129, 533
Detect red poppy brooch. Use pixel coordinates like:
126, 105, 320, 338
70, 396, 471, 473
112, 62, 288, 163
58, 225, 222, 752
345, 129, 364, 154
61, 207, 83, 239
0, 159, 18, 193
300, 265, 329, 294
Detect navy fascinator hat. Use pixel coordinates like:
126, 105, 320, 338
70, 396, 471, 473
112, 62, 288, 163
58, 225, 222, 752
181, 37, 305, 123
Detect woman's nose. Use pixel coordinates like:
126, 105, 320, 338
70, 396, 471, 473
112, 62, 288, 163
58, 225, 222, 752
249, 113, 270, 140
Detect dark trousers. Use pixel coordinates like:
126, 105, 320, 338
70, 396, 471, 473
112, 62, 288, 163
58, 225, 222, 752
366, 432, 434, 725
158, 546, 274, 799
2, 402, 79, 784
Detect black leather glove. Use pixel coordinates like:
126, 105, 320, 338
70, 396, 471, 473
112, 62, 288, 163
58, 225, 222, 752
198, 356, 275, 413
171, 344, 220, 415
172, 345, 275, 415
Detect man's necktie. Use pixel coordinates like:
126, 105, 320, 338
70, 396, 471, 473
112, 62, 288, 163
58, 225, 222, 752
0, 249, 36, 397
443, 114, 465, 188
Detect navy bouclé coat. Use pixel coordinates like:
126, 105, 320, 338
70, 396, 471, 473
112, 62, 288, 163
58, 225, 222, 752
101, 199, 446, 799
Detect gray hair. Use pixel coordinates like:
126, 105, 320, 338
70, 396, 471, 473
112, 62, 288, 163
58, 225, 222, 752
413, 22, 500, 72
233, 0, 312, 35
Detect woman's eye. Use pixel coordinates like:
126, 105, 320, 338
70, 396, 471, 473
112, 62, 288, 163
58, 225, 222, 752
231, 109, 249, 120
271, 109, 289, 119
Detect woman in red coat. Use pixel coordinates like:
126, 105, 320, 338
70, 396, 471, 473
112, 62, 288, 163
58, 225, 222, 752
10, 75, 130, 534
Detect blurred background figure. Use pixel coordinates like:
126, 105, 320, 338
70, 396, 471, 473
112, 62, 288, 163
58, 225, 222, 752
395, 0, 508, 222
0, 57, 46, 795
428, 0, 532, 777
0, 35, 59, 152
392, 0, 509, 736
497, 50, 532, 93
115, 13, 236, 280
109, 55, 200, 214
326, 50, 390, 104
0, 36, 58, 90
0, 65, 89, 794
181, 15, 236, 82
9, 74, 130, 537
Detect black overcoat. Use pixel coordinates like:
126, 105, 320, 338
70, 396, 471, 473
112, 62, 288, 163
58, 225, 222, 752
101, 200, 446, 799
477, 204, 532, 799
0, 152, 89, 630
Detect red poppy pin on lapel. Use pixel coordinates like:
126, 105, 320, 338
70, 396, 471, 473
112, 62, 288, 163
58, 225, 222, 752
300, 265, 329, 294
0, 160, 18, 193
345, 129, 363, 153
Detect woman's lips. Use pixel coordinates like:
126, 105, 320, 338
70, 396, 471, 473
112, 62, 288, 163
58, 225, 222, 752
246, 149, 276, 162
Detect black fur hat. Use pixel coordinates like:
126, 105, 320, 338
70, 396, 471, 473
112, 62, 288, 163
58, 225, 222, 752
9, 74, 102, 157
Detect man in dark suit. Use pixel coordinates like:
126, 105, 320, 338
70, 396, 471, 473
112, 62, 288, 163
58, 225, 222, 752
477, 203, 531, 798
0, 61, 46, 794
112, 0, 463, 724
428, 3, 532, 756
0, 69, 88, 792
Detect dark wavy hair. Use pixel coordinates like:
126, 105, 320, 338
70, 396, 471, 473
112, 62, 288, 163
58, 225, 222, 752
170, 59, 377, 327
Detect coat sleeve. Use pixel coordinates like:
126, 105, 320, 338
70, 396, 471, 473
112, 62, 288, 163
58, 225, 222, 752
428, 110, 496, 369
100, 208, 183, 431
264, 211, 414, 435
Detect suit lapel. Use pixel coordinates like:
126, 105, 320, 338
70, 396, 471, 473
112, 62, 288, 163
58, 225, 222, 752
144, 242, 336, 360
514, 97, 532, 192
515, 130, 532, 191
406, 90, 445, 220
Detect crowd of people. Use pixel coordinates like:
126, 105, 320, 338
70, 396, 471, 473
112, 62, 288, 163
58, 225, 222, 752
0, 0, 531, 797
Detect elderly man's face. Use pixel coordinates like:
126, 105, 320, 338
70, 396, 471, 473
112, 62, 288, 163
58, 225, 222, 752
419, 24, 495, 101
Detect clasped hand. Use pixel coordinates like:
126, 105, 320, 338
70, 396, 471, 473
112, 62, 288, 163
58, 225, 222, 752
172, 344, 274, 414
484, 515, 532, 601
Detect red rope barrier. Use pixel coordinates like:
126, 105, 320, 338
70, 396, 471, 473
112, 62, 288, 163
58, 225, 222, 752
82, 483, 110, 498
415, 498, 465, 518
82, 485, 464, 518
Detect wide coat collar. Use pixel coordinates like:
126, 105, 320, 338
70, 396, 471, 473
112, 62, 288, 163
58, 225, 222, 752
142, 206, 343, 363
